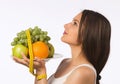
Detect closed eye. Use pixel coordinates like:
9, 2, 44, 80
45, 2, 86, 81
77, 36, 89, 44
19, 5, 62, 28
73, 21, 77, 25
72, 20, 78, 26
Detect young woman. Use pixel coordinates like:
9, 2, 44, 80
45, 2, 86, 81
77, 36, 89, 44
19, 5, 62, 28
13, 9, 111, 84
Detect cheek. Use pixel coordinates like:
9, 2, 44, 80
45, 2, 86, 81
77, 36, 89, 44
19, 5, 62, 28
61, 33, 78, 45
70, 29, 78, 40
70, 33, 78, 43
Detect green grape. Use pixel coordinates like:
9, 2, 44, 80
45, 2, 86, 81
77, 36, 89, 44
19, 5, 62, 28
38, 35, 41, 41
32, 30, 37, 36
20, 34, 26, 39
11, 26, 52, 48
40, 31, 44, 35
44, 40, 48, 44
42, 35, 47, 39
14, 37, 19, 42
39, 35, 44, 41
29, 28, 33, 33
19, 39, 25, 44
17, 36, 21, 40
23, 39, 28, 46
34, 38, 38, 42
34, 26, 39, 30
30, 36, 34, 43
20, 30, 25, 34
24, 43, 28, 47
17, 41, 22, 45
32, 36, 36, 43
46, 36, 51, 41
35, 35, 40, 40
36, 30, 40, 35
23, 39, 28, 47
44, 31, 48, 35
23, 34, 27, 39
40, 35, 44, 39
17, 33, 21, 37
24, 39, 28, 44
33, 27, 40, 35
38, 28, 41, 32
11, 41, 17, 46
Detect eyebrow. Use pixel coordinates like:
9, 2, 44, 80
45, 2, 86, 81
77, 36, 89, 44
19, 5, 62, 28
73, 18, 80, 23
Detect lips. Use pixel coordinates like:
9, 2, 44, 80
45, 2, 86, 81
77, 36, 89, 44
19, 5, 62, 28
63, 31, 67, 34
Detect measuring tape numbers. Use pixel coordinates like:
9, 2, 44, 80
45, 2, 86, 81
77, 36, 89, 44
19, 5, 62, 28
26, 29, 35, 75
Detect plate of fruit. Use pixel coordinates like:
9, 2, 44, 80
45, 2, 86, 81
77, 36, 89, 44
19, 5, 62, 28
11, 26, 62, 61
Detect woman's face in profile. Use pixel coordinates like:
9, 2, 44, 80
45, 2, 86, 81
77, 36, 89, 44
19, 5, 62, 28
61, 12, 82, 45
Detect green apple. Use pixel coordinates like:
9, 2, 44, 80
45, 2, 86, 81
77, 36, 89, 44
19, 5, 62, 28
12, 44, 28, 59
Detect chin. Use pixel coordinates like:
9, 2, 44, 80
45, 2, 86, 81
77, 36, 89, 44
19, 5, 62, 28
61, 36, 79, 46
61, 36, 65, 42
61, 36, 68, 43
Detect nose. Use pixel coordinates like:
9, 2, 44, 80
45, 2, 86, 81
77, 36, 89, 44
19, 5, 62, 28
64, 23, 69, 29
64, 24, 67, 29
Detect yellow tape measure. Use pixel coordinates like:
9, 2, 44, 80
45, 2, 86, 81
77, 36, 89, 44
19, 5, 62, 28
26, 29, 35, 75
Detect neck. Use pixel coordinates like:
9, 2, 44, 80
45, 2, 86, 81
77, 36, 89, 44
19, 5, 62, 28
69, 44, 89, 65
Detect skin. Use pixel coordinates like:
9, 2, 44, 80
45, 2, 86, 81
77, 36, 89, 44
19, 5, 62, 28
13, 12, 96, 84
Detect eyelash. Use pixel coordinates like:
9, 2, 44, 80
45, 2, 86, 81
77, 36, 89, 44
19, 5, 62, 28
72, 21, 78, 26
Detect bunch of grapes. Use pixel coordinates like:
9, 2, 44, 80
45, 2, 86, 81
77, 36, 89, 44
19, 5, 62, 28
11, 26, 51, 47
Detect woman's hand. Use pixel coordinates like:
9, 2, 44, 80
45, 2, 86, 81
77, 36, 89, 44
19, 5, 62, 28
13, 53, 47, 84
13, 53, 46, 73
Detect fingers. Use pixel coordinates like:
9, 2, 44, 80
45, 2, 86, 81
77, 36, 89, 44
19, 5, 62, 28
13, 57, 29, 67
33, 57, 46, 69
34, 57, 45, 63
33, 58, 42, 66
13, 54, 46, 70
13, 53, 30, 67
21, 52, 29, 63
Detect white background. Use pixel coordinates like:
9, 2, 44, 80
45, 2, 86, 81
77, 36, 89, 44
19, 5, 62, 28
0, 0, 120, 84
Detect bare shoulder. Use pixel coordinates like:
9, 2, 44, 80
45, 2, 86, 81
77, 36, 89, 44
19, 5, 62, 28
65, 66, 96, 84
60, 58, 69, 64
56, 58, 70, 70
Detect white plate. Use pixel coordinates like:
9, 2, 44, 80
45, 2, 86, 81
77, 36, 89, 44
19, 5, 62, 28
44, 53, 63, 62
11, 53, 63, 62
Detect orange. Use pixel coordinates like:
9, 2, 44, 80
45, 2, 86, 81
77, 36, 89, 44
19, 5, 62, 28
32, 41, 49, 59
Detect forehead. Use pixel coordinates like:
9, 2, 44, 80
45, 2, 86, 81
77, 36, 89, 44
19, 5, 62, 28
73, 12, 82, 21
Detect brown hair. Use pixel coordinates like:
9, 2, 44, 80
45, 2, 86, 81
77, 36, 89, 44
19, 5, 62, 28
78, 9, 111, 84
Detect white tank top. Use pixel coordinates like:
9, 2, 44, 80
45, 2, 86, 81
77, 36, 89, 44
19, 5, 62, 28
48, 64, 96, 84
